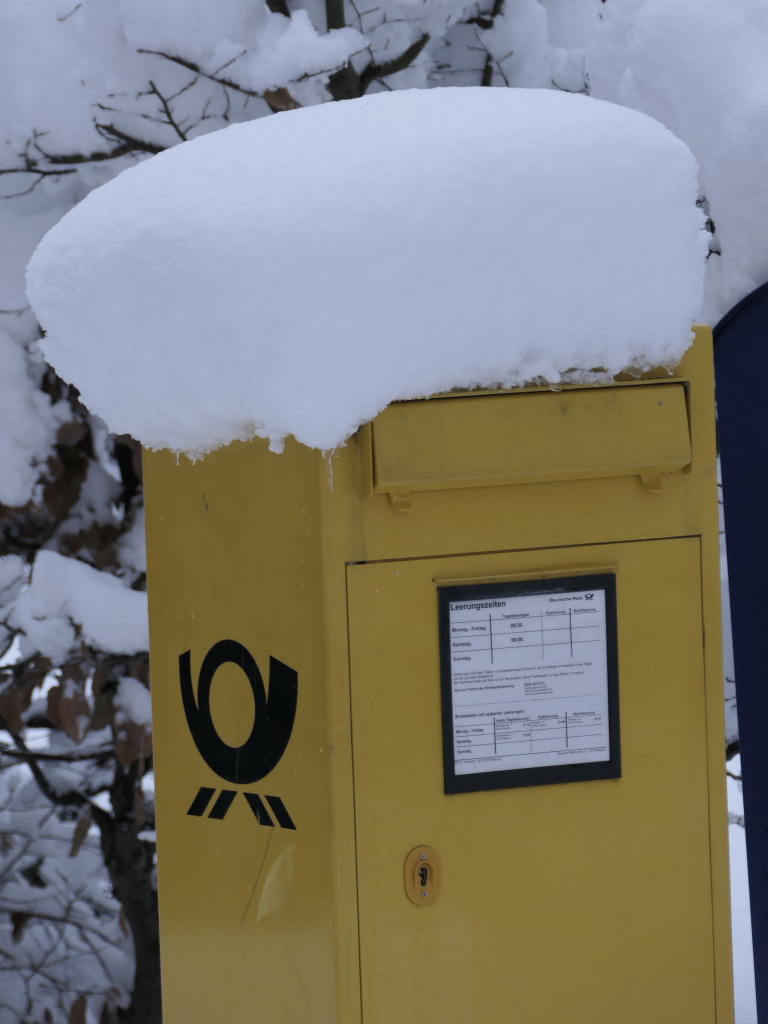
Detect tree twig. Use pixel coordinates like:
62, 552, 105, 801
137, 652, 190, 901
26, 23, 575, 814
8, 734, 113, 840
137, 50, 261, 98
147, 80, 188, 141
1, 744, 115, 764
360, 32, 430, 91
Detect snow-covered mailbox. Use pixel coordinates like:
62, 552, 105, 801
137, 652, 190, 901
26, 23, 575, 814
27, 90, 733, 1024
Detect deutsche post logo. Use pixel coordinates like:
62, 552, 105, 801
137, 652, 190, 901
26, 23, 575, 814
180, 640, 298, 829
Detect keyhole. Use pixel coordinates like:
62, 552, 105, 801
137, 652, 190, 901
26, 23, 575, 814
405, 846, 441, 905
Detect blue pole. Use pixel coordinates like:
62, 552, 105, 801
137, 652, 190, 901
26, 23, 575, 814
715, 283, 768, 1024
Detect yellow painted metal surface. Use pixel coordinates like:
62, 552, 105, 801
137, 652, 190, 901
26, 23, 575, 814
371, 381, 692, 493
349, 539, 714, 1023
144, 325, 733, 1024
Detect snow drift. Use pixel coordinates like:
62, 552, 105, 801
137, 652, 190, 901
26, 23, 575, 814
27, 87, 707, 456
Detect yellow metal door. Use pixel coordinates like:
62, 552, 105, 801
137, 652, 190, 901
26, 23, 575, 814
347, 538, 716, 1024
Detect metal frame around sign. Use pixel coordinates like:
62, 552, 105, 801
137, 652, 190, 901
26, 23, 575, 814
438, 573, 621, 795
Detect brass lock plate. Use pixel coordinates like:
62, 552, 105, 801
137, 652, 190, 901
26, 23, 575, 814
404, 845, 441, 906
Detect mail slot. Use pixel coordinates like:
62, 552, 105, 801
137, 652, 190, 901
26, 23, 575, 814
144, 326, 732, 1024
367, 382, 691, 502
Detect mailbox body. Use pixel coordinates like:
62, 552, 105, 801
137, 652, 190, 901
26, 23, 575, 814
144, 326, 732, 1024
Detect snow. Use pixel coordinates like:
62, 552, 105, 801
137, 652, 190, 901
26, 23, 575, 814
117, 507, 148, 575
0, 331, 70, 507
119, 1, 365, 98
0, 204, 67, 315
113, 676, 152, 727
0, 203, 74, 508
53, 457, 123, 547
0, 555, 25, 605
587, 0, 768, 324
0, 757, 134, 1023
728, 757, 758, 1024
27, 87, 707, 457
6, 550, 148, 663
0, 0, 365, 177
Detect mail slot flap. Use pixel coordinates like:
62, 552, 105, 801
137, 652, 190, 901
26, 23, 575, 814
371, 383, 691, 493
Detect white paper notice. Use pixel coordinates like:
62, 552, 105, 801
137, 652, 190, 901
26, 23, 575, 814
448, 587, 610, 775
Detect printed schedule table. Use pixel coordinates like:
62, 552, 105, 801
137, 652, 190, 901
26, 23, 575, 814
449, 602, 603, 662
439, 576, 619, 790
455, 709, 609, 761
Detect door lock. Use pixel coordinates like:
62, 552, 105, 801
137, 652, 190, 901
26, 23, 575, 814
404, 845, 441, 906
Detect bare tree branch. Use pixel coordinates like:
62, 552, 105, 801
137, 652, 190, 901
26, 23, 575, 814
147, 81, 189, 141
465, 0, 505, 31
8, 735, 90, 811
360, 32, 430, 91
481, 53, 494, 87
92, 124, 165, 157
328, 32, 430, 100
35, 127, 164, 164
137, 50, 261, 98
1, 744, 115, 764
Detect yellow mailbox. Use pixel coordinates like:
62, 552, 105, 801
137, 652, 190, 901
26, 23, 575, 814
144, 326, 733, 1024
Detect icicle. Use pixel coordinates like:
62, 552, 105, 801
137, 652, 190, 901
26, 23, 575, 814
324, 449, 336, 493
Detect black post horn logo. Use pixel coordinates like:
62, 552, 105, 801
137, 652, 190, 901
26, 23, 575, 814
179, 639, 298, 784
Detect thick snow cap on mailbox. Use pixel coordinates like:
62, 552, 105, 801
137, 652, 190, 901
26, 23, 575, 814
27, 88, 706, 456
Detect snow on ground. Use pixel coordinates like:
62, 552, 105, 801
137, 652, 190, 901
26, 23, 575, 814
728, 758, 758, 1024
27, 87, 707, 457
